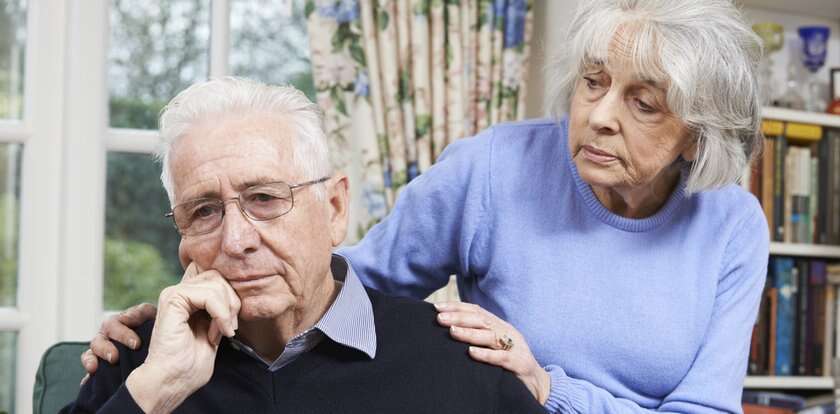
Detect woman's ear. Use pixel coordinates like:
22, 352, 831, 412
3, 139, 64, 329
681, 136, 699, 162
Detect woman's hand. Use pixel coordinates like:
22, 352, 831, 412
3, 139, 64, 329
80, 302, 158, 379
435, 301, 551, 405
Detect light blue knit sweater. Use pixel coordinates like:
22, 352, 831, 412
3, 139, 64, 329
339, 118, 769, 413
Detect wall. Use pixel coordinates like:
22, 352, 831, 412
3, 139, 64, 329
524, 0, 576, 119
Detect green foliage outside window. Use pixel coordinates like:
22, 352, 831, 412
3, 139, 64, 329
0, 144, 21, 308
109, 97, 165, 130
0, 192, 18, 308
104, 151, 182, 309
0, 331, 15, 414
0, 0, 25, 120
104, 238, 173, 310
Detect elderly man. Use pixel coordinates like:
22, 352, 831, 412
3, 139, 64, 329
61, 78, 544, 414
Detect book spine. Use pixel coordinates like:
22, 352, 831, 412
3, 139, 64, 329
831, 131, 840, 243
822, 283, 834, 376
798, 148, 811, 243
809, 149, 818, 244
818, 134, 830, 244
796, 261, 808, 375
774, 136, 786, 241
769, 286, 778, 375
775, 258, 795, 375
763, 138, 775, 236
784, 148, 794, 243
811, 261, 827, 376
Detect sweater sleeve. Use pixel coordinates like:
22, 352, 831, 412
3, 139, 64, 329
338, 128, 494, 299
58, 360, 145, 414
60, 323, 153, 413
543, 203, 769, 413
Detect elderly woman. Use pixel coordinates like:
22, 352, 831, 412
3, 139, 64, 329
86, 0, 767, 411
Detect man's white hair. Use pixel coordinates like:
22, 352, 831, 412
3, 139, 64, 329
545, 0, 763, 193
156, 77, 332, 204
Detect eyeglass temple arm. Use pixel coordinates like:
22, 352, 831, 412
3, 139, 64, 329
289, 176, 330, 190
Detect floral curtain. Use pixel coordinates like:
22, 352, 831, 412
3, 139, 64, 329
307, 0, 533, 241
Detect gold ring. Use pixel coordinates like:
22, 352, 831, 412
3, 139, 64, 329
498, 334, 514, 351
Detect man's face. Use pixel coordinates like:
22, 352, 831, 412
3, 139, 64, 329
168, 112, 347, 321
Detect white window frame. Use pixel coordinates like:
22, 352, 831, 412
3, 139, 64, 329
4, 1, 234, 412
11, 1, 68, 413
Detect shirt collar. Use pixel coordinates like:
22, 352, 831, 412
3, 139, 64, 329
314, 254, 377, 359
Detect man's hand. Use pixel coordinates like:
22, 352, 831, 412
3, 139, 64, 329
124, 263, 241, 413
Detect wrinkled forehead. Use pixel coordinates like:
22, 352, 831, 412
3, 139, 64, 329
169, 113, 299, 201
578, 23, 670, 88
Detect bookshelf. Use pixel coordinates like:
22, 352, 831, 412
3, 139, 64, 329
761, 107, 840, 129
744, 107, 840, 392
770, 243, 840, 259
744, 376, 834, 390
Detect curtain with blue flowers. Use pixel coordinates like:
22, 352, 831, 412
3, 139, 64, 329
307, 0, 533, 240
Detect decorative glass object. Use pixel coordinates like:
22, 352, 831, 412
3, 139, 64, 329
776, 64, 806, 110
753, 23, 784, 105
798, 26, 831, 112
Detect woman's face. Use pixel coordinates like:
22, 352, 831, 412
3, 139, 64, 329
567, 56, 696, 196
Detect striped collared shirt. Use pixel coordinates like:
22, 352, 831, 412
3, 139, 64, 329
228, 254, 377, 371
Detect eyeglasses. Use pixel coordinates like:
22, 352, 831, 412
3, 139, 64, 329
165, 177, 330, 236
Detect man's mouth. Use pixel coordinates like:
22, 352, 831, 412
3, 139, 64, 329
228, 274, 276, 289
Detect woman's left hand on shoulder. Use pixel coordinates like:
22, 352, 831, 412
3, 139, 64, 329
435, 301, 551, 404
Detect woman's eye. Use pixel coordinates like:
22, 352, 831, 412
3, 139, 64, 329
635, 98, 657, 113
583, 77, 599, 89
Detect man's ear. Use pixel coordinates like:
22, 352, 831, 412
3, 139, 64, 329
326, 174, 350, 247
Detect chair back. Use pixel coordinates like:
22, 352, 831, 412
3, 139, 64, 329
32, 342, 88, 414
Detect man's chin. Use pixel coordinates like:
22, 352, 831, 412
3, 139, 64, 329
237, 295, 295, 321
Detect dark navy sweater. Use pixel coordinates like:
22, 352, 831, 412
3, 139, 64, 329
61, 288, 546, 413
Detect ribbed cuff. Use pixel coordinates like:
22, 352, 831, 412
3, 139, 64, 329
100, 384, 146, 413
543, 365, 587, 413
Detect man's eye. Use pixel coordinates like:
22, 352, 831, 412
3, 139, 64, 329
583, 77, 599, 89
249, 193, 278, 203
193, 205, 218, 219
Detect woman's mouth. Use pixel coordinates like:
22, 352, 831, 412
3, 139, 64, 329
581, 145, 618, 165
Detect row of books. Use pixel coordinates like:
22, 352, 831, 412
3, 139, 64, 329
747, 121, 840, 245
743, 391, 834, 414
748, 258, 840, 376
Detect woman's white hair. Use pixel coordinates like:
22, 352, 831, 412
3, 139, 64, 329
156, 77, 332, 204
546, 0, 763, 193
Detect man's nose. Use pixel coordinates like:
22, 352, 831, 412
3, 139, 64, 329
588, 90, 621, 135
220, 201, 260, 258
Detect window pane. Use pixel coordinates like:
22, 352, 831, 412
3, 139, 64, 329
230, 0, 315, 100
104, 152, 181, 310
0, 0, 26, 120
108, 0, 210, 129
0, 331, 16, 414
0, 144, 20, 308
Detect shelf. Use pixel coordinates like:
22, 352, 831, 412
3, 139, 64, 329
770, 242, 840, 258
744, 376, 834, 389
762, 107, 840, 129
